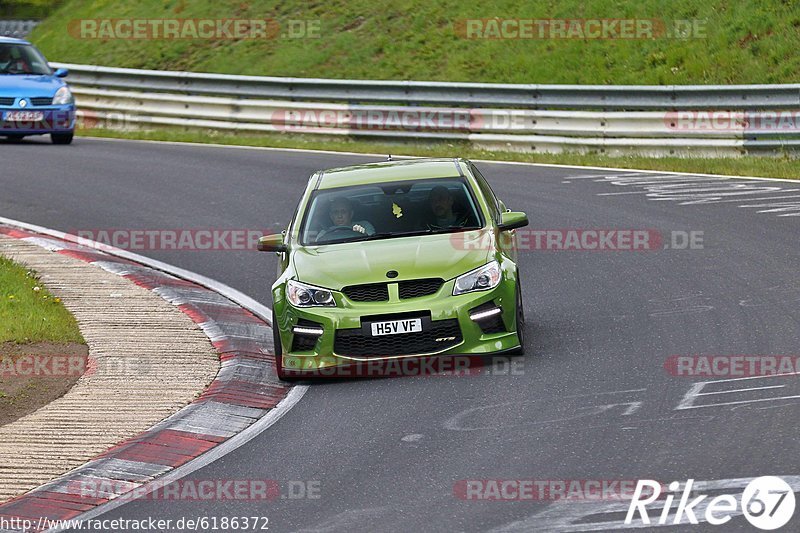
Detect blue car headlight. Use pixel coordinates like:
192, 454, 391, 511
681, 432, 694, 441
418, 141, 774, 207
287, 280, 336, 307
52, 86, 74, 105
453, 260, 501, 295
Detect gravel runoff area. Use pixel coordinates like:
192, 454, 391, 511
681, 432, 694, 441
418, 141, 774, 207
0, 235, 218, 502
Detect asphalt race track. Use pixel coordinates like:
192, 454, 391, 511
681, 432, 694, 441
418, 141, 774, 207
2, 137, 800, 532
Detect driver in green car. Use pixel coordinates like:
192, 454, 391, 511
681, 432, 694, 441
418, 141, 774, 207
315, 196, 376, 242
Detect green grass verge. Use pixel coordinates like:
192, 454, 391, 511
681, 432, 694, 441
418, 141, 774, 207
1, 0, 61, 19
0, 256, 84, 344
78, 128, 800, 180
29, 0, 800, 84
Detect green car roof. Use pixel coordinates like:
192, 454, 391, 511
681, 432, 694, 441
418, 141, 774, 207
316, 158, 467, 190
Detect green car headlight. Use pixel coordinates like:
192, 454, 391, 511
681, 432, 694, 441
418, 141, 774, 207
452, 260, 501, 295
287, 279, 336, 307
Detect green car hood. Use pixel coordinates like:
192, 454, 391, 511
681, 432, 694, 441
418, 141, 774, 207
291, 230, 494, 290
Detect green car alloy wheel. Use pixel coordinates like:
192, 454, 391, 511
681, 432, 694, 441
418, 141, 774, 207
259, 158, 528, 380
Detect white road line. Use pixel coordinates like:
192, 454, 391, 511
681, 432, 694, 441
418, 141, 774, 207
560, 173, 653, 180
675, 372, 800, 411
597, 191, 653, 196
695, 385, 785, 396
717, 194, 800, 203
700, 371, 800, 383
681, 395, 800, 410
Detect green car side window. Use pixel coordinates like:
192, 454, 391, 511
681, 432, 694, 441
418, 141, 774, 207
469, 163, 502, 225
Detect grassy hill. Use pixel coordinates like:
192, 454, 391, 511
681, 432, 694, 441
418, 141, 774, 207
1, 0, 59, 19
26, 0, 800, 84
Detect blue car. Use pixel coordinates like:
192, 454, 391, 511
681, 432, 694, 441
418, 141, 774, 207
0, 37, 75, 144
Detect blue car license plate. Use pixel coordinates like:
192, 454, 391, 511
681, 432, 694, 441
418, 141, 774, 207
4, 111, 44, 122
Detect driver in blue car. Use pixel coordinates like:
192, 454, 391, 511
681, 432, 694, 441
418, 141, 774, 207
0, 46, 13, 73
316, 197, 375, 242
0, 45, 27, 74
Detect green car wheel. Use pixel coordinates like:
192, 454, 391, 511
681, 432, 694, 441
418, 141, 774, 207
272, 308, 299, 382
510, 280, 525, 356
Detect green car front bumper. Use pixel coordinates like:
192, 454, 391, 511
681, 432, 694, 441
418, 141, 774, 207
273, 273, 521, 374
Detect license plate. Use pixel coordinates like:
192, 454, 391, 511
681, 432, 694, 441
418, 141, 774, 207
370, 318, 422, 336
4, 111, 44, 121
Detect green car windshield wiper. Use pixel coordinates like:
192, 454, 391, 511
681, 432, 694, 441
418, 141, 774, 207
354, 227, 479, 242
347, 230, 430, 242
423, 225, 482, 233
319, 227, 480, 245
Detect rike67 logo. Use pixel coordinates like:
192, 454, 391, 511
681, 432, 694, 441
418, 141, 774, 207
626, 476, 795, 530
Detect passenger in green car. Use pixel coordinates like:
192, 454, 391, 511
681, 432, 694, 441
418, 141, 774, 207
425, 185, 471, 229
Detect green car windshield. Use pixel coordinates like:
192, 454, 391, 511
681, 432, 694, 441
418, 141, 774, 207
299, 178, 485, 245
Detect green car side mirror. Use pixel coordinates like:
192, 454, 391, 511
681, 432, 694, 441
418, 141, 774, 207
258, 234, 287, 252
498, 211, 528, 231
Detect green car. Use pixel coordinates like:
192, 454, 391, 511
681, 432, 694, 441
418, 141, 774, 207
258, 158, 528, 380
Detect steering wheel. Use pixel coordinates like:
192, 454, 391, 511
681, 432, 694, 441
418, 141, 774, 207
316, 225, 363, 242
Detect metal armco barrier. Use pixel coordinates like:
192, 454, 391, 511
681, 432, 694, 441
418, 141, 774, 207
50, 62, 800, 157
0, 20, 39, 38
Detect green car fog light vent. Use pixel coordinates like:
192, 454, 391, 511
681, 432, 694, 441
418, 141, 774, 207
292, 325, 324, 336
469, 306, 502, 321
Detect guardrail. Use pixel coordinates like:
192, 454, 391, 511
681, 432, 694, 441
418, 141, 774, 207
0, 20, 39, 38
50, 62, 800, 157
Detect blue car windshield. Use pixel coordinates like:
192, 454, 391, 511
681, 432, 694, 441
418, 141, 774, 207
299, 177, 484, 245
0, 44, 51, 75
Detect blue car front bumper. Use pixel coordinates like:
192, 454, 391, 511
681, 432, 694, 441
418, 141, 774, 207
0, 105, 75, 135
